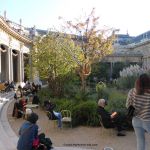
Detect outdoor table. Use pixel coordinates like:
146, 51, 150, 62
25, 104, 39, 109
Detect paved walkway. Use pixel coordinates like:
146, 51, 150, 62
0, 93, 93, 150
0, 92, 17, 150
2, 93, 150, 150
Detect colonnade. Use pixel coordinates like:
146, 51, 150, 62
0, 44, 26, 83
0, 15, 32, 84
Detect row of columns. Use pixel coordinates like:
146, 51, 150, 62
0, 45, 24, 83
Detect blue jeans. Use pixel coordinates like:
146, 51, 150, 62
132, 117, 150, 150
53, 111, 62, 128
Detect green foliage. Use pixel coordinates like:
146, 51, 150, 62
63, 72, 80, 98
37, 87, 52, 105
88, 62, 110, 82
116, 76, 137, 89
74, 89, 89, 101
98, 62, 111, 81
96, 81, 108, 99
71, 101, 99, 126
61, 8, 115, 91
106, 89, 127, 114
38, 86, 127, 127
32, 33, 80, 79
32, 32, 82, 96
53, 99, 75, 112
112, 62, 127, 79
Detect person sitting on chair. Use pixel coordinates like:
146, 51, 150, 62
32, 93, 40, 105
97, 98, 126, 136
44, 100, 62, 128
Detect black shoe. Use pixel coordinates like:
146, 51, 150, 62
117, 132, 126, 136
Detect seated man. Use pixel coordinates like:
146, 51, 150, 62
97, 99, 126, 136
44, 100, 62, 128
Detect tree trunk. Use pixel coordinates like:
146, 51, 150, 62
80, 73, 86, 92
79, 63, 91, 92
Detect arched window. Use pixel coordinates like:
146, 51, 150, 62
0, 44, 7, 53
12, 49, 18, 56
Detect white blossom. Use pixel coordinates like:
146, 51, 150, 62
119, 64, 149, 78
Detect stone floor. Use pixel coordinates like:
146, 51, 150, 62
7, 99, 150, 150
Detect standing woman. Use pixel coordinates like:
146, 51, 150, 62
126, 73, 150, 150
17, 113, 39, 150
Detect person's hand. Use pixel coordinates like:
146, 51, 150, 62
111, 112, 118, 118
38, 127, 42, 132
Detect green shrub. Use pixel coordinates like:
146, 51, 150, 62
72, 101, 99, 127
96, 82, 109, 99
116, 76, 137, 89
38, 87, 128, 127
106, 89, 127, 114
86, 93, 98, 101
74, 88, 90, 101
37, 87, 52, 105
63, 73, 80, 98
53, 98, 75, 112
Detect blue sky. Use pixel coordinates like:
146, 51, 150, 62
0, 0, 150, 36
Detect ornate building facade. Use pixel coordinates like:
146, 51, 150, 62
0, 15, 32, 83
105, 32, 150, 68
1, 13, 150, 83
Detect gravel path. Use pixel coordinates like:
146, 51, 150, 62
7, 100, 150, 150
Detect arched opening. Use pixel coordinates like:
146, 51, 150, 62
0, 44, 8, 82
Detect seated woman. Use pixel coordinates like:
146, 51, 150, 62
12, 101, 23, 118
12, 96, 27, 118
44, 100, 62, 128
17, 113, 39, 150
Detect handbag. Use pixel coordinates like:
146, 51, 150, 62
127, 105, 135, 119
32, 137, 40, 149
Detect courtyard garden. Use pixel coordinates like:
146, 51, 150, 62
27, 9, 150, 128
37, 63, 150, 127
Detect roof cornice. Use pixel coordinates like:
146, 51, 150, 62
0, 16, 32, 44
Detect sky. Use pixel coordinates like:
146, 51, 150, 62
0, 0, 150, 36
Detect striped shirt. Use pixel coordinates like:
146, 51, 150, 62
126, 88, 150, 121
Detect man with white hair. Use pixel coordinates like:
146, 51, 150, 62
98, 99, 126, 136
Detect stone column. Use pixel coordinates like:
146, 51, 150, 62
22, 52, 24, 82
8, 37, 12, 82
18, 51, 22, 82
10, 49, 13, 81
0, 50, 1, 82
6, 48, 11, 81
19, 43, 24, 83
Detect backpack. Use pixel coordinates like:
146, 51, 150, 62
38, 133, 53, 150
